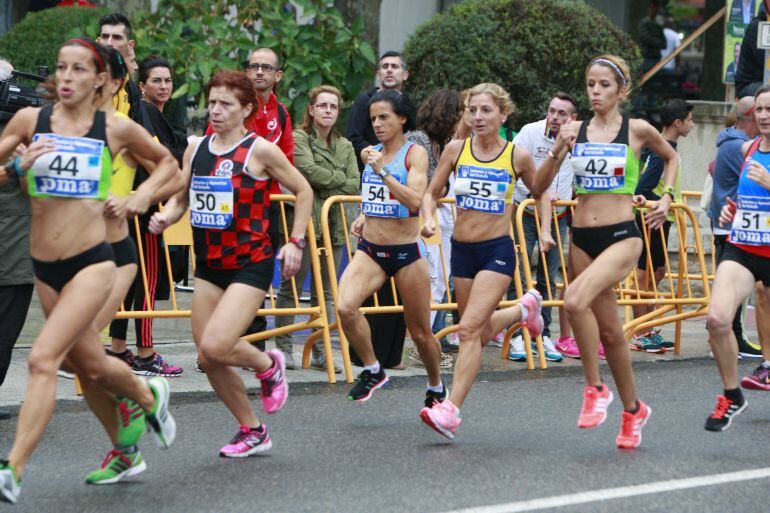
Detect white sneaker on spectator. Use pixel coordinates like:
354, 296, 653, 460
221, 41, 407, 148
507, 335, 526, 361
540, 335, 564, 362
489, 330, 506, 347
447, 331, 460, 348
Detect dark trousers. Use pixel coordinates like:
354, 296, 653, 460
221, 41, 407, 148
0, 284, 33, 386
714, 235, 747, 341
109, 221, 167, 348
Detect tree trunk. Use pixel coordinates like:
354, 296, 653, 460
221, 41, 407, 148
702, 0, 726, 101
334, 0, 381, 52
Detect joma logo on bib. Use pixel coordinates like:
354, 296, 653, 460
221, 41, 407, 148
576, 176, 624, 190
36, 177, 96, 196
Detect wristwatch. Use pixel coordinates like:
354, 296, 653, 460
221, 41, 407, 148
377, 165, 391, 179
661, 185, 675, 200
288, 237, 307, 250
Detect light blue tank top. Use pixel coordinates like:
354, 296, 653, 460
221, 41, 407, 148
361, 141, 416, 218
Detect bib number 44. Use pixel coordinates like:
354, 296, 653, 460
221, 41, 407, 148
49, 155, 79, 176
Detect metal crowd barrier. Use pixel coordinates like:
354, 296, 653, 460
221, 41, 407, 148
515, 199, 711, 368
112, 194, 338, 383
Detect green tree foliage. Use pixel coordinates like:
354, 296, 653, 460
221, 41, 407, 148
0, 6, 107, 73
134, 0, 376, 120
402, 0, 641, 128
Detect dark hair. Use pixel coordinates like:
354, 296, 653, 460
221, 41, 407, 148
416, 90, 464, 146
250, 48, 282, 70
205, 70, 258, 122
61, 37, 110, 74
755, 84, 770, 99
138, 55, 171, 84
368, 89, 416, 133
552, 91, 578, 113
99, 12, 132, 39
659, 98, 693, 127
106, 47, 127, 81
378, 50, 406, 69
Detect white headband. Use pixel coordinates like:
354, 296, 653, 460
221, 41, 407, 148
592, 58, 627, 87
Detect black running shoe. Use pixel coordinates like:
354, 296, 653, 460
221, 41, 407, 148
424, 386, 447, 408
704, 394, 748, 432
737, 338, 763, 359
347, 369, 388, 402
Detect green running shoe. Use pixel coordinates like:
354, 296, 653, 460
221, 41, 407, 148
85, 450, 146, 485
146, 377, 176, 449
117, 397, 146, 447
0, 459, 21, 503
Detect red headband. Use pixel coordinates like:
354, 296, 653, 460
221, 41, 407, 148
66, 38, 105, 73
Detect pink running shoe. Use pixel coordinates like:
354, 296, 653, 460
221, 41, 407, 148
257, 350, 288, 414
577, 385, 614, 428
598, 342, 607, 360
556, 337, 580, 358
420, 400, 461, 440
219, 424, 272, 458
616, 400, 651, 449
519, 289, 544, 338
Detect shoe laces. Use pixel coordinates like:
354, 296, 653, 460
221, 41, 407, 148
101, 450, 128, 469
580, 388, 598, 414
619, 410, 636, 438
228, 426, 251, 445
118, 401, 135, 428
753, 365, 770, 381
710, 396, 732, 419
261, 366, 281, 396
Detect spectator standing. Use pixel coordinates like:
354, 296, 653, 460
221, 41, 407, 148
274, 85, 359, 371
506, 93, 577, 363
0, 58, 31, 420
630, 99, 693, 353
637, 0, 666, 72
661, 17, 680, 72
735, 2, 768, 98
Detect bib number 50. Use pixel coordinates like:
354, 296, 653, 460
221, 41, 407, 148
194, 192, 216, 211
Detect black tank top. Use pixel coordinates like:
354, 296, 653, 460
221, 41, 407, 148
34, 104, 109, 144
575, 112, 630, 145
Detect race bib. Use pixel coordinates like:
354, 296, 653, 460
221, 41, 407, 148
189, 176, 233, 229
454, 164, 511, 215
730, 196, 770, 246
572, 142, 627, 192
361, 168, 401, 218
28, 133, 106, 199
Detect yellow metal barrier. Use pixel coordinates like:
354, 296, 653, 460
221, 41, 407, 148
515, 199, 711, 361
112, 194, 339, 383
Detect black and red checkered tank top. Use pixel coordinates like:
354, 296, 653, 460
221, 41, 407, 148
189, 133, 273, 269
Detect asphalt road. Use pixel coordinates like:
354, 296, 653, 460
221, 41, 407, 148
1, 358, 768, 513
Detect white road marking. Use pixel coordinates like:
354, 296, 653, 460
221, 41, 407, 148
442, 467, 770, 513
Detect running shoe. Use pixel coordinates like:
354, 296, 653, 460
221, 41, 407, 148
741, 364, 770, 391
257, 350, 289, 413
106, 348, 138, 368
440, 352, 453, 370
0, 460, 20, 504
615, 400, 651, 449
577, 385, 614, 429
556, 336, 580, 358
598, 342, 607, 360
131, 353, 184, 377
347, 368, 389, 402
540, 336, 564, 362
424, 385, 447, 408
519, 289, 544, 338
446, 331, 460, 351
56, 369, 75, 379
737, 338, 763, 359
507, 335, 527, 361
630, 333, 665, 353
117, 398, 146, 447
281, 349, 298, 370
420, 399, 461, 440
85, 449, 146, 485
146, 377, 176, 448
195, 357, 205, 373
704, 394, 748, 432
649, 329, 674, 350
489, 331, 506, 347
219, 425, 272, 458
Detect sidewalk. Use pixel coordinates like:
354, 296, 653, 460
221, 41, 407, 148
0, 290, 757, 409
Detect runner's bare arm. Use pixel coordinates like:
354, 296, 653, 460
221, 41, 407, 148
421, 139, 462, 237
374, 143, 428, 212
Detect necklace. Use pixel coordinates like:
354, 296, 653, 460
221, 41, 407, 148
593, 116, 619, 132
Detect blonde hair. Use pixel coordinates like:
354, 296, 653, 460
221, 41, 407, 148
586, 54, 632, 91
466, 83, 515, 116
300, 84, 343, 137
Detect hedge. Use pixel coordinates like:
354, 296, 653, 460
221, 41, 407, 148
402, 0, 641, 129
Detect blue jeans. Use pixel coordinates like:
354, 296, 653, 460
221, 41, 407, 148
508, 213, 568, 337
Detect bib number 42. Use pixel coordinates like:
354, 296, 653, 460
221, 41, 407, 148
585, 158, 608, 176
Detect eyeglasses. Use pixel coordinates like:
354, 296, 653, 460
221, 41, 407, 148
246, 63, 278, 72
312, 102, 339, 111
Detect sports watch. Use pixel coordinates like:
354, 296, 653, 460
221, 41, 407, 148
288, 237, 307, 250
661, 185, 675, 200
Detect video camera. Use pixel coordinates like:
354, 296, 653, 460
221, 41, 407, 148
0, 67, 48, 124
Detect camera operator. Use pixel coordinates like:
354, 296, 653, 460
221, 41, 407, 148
0, 57, 33, 420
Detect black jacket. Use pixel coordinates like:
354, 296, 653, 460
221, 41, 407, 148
735, 4, 767, 97
346, 86, 379, 171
